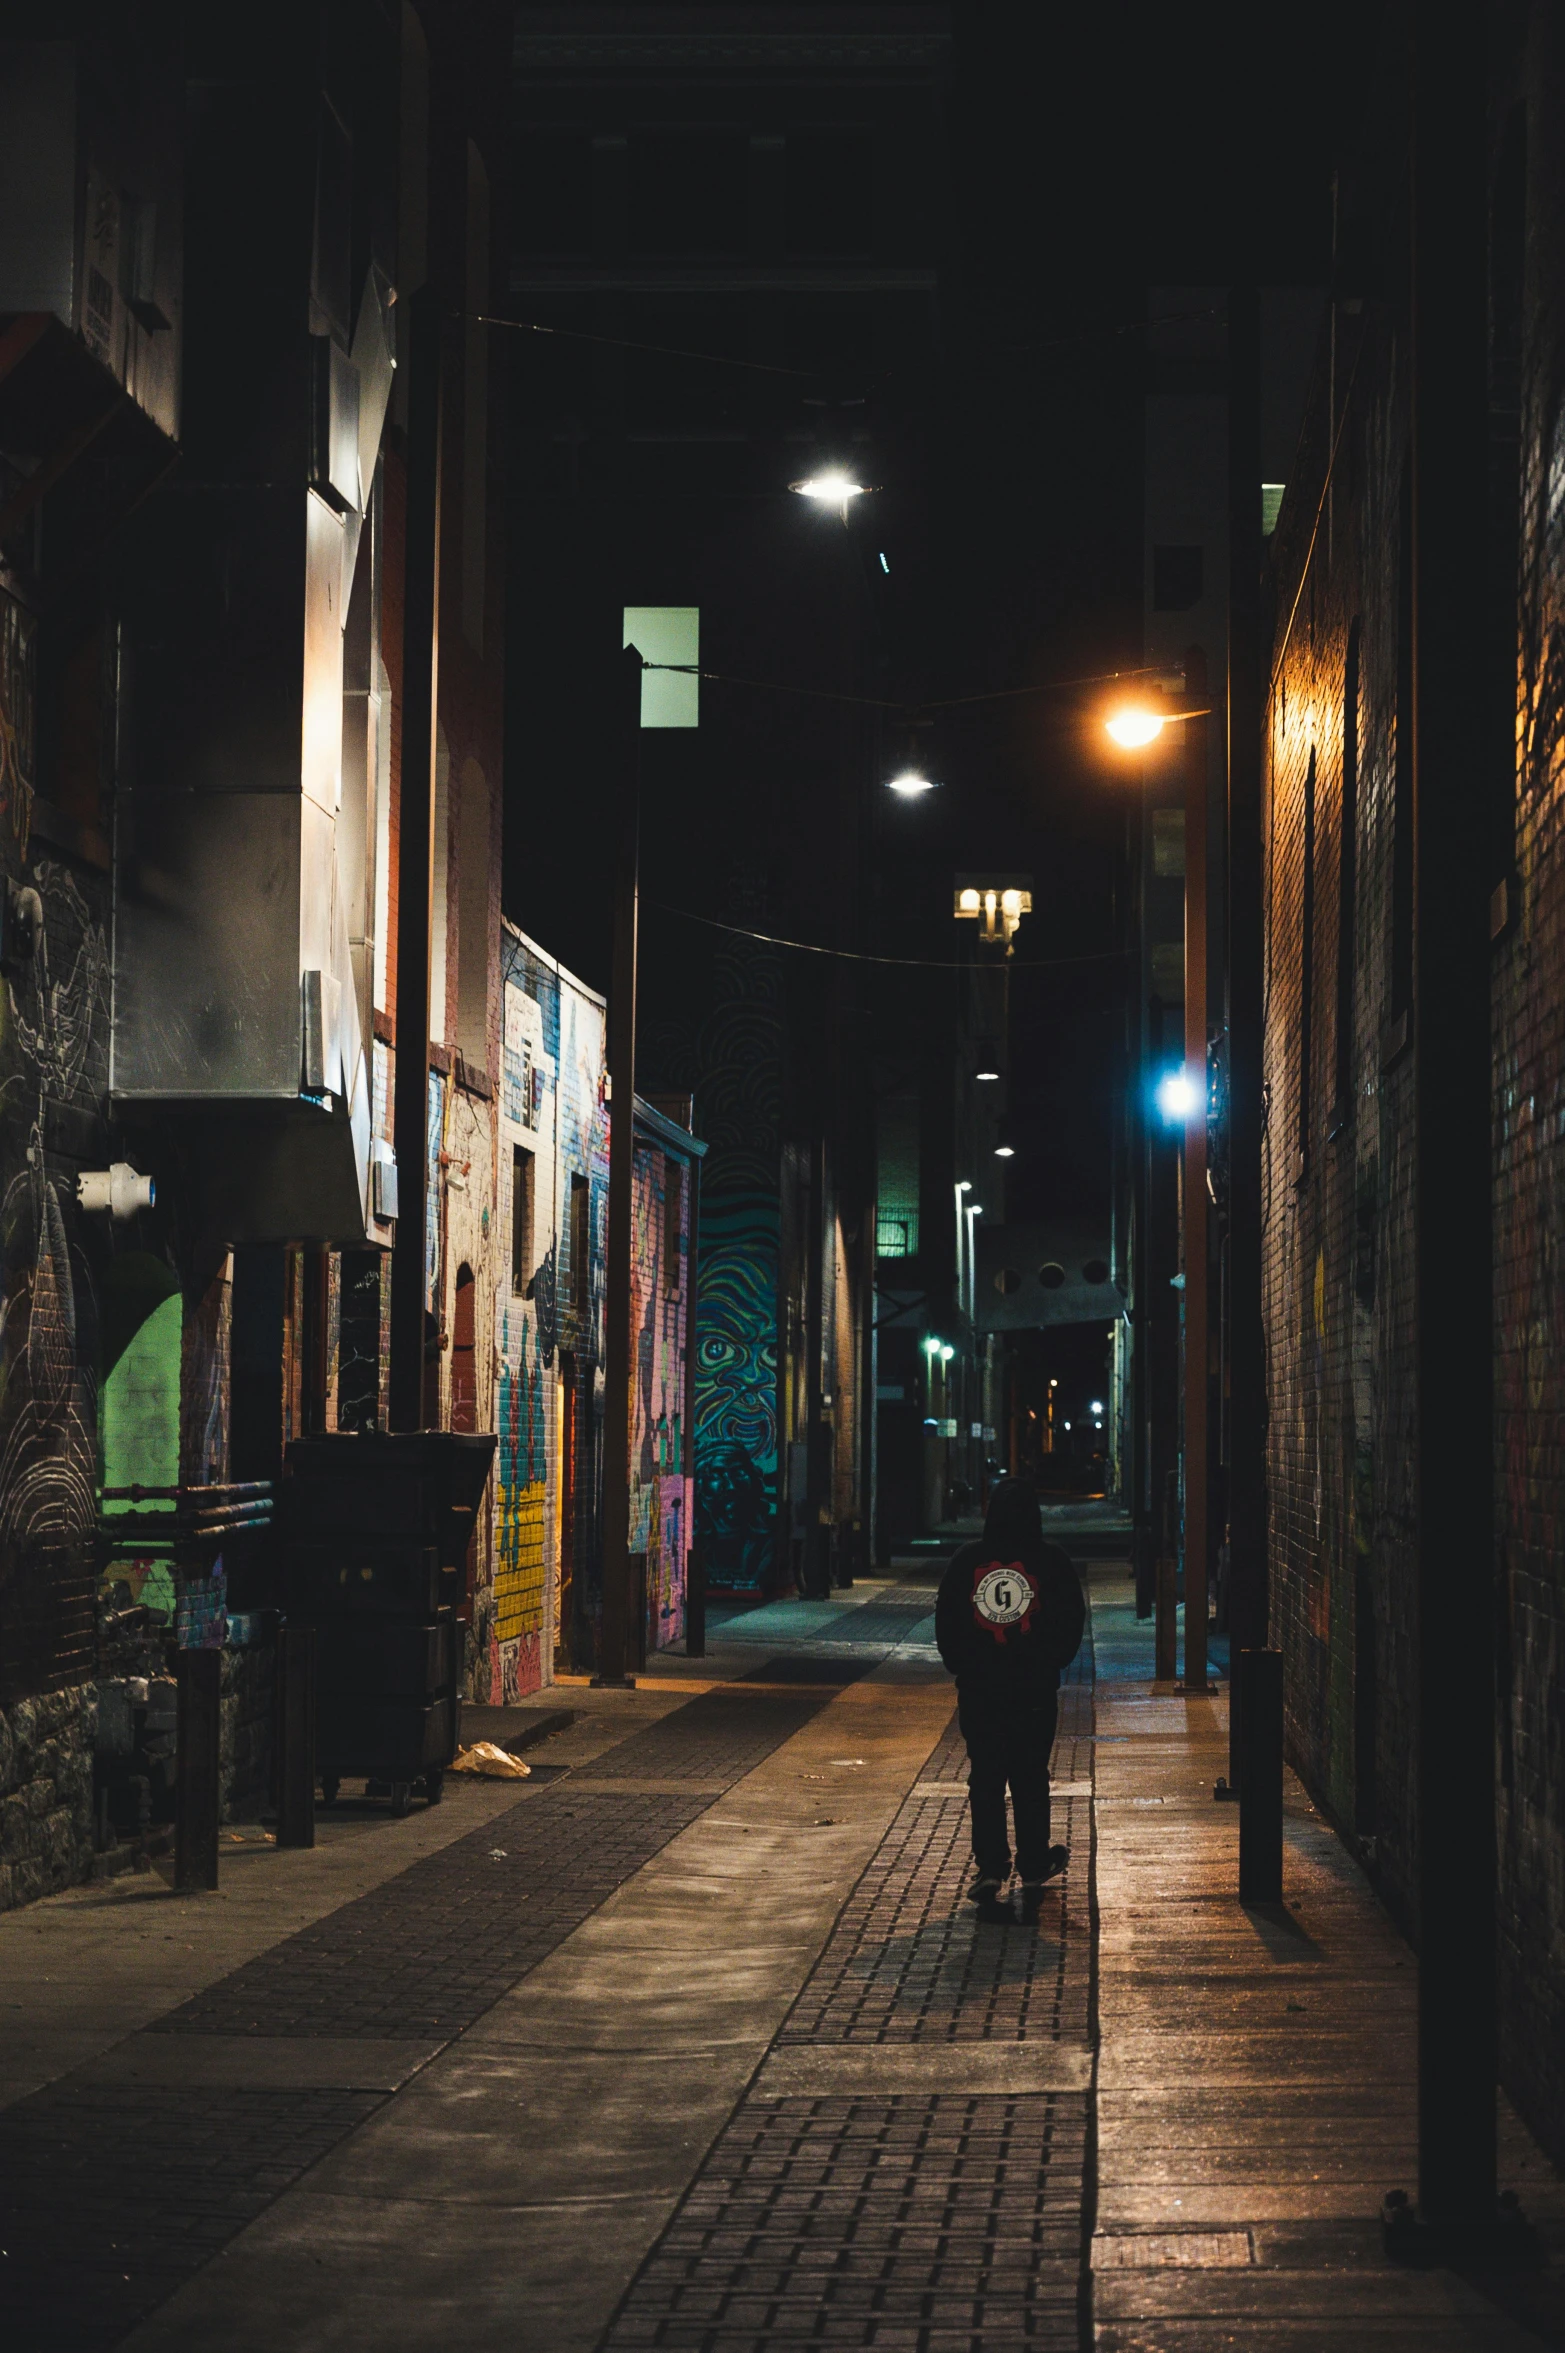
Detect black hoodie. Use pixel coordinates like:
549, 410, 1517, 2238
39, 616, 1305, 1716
934, 1476, 1086, 1695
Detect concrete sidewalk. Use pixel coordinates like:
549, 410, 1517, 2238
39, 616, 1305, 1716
1088, 1564, 1565, 2350
3, 1566, 1563, 2352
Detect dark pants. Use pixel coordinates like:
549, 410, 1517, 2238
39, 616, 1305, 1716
959, 1686, 1059, 1882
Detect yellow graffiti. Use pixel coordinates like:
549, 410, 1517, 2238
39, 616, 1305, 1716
495, 1478, 546, 1644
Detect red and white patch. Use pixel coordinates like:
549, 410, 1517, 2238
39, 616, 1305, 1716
971, 1559, 1038, 1642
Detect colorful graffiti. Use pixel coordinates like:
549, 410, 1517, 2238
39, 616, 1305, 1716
628, 1133, 698, 1648
693, 1190, 778, 1590
487, 925, 607, 1696
685, 931, 783, 1593
0, 858, 111, 1697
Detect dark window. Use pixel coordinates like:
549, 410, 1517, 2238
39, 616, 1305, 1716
1298, 748, 1317, 1178
570, 1172, 590, 1311
1333, 621, 1361, 1126
785, 130, 874, 254
1152, 545, 1204, 612
514, 130, 592, 252
451, 1264, 477, 1434
511, 1145, 534, 1294
663, 1161, 685, 1297
628, 134, 748, 255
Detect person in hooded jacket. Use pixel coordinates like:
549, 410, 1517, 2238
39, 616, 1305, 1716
935, 1474, 1086, 1922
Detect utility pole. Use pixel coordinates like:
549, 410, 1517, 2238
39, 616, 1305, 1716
1226, 282, 1281, 1882
1181, 647, 1210, 1694
595, 643, 645, 1686
389, 286, 442, 1433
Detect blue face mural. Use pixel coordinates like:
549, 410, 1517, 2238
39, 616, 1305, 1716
681, 929, 784, 1593
693, 1192, 778, 1590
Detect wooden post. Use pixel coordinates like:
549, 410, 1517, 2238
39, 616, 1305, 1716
175, 1649, 222, 1893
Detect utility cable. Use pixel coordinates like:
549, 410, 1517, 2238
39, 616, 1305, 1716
468, 313, 815, 378
646, 898, 1126, 972
638, 659, 1168, 720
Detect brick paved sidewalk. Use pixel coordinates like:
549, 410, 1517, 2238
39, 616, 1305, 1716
0, 1604, 937, 2353
1086, 1564, 1565, 2352
601, 1647, 1097, 2350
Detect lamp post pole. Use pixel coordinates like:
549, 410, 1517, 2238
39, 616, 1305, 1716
1181, 648, 1210, 1696
595, 643, 645, 1687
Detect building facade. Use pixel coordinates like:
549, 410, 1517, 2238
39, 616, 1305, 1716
1259, 11, 1565, 2165
0, 1, 512, 1908
508, 5, 950, 1596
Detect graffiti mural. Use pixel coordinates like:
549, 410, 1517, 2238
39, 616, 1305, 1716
0, 859, 110, 1698
488, 924, 607, 1695
686, 932, 783, 1593
628, 1126, 700, 1650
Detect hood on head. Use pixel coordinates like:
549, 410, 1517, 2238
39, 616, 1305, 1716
981, 1474, 1042, 1557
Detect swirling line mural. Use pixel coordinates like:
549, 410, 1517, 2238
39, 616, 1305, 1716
687, 918, 784, 1594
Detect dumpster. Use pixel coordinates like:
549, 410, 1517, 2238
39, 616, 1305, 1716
281, 1432, 496, 1814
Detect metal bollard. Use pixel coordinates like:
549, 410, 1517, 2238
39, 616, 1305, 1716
1154, 1554, 1178, 1681
175, 1649, 223, 1892
275, 1625, 316, 1849
1238, 1646, 1284, 1902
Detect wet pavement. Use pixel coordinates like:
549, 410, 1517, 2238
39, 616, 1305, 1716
1, 1562, 1561, 2351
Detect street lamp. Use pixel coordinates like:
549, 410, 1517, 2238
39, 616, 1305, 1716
1155, 1066, 1199, 1123
790, 469, 869, 518
1104, 696, 1213, 750
887, 768, 937, 796
1104, 665, 1213, 1704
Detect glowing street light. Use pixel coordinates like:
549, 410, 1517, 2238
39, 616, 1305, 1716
887, 768, 937, 796
994, 1142, 1015, 1159
790, 469, 868, 517
975, 1067, 1000, 1081
1105, 704, 1167, 749
1156, 1067, 1200, 1124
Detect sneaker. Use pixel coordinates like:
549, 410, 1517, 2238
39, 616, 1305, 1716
1018, 1848, 1069, 1922
965, 1871, 1006, 1906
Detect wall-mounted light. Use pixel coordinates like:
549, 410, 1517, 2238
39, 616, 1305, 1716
78, 1164, 155, 1220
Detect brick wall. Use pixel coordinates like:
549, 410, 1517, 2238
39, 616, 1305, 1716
1491, 29, 1565, 2164
1264, 96, 1565, 2157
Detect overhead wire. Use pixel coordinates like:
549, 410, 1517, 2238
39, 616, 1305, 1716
646, 898, 1126, 973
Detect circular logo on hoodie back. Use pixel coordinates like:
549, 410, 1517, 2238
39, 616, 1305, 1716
974, 1565, 1032, 1626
